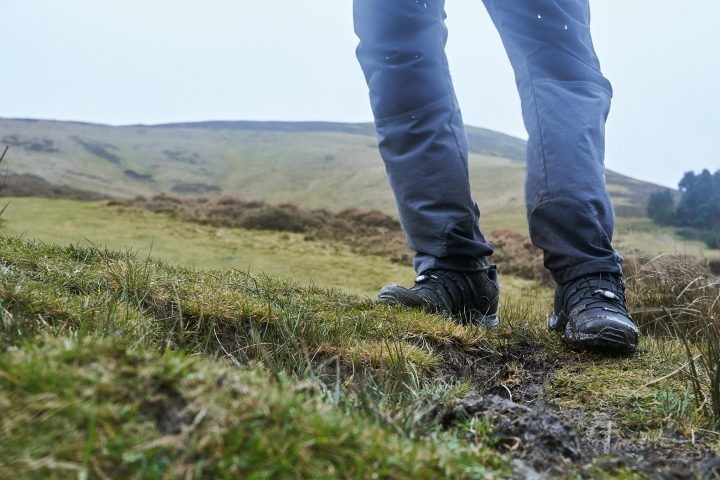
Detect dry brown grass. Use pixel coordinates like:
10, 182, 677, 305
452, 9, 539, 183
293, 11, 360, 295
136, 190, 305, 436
625, 253, 720, 427
119, 195, 553, 283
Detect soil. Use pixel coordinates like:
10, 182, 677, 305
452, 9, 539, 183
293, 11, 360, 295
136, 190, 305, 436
141, 387, 190, 435
426, 341, 720, 479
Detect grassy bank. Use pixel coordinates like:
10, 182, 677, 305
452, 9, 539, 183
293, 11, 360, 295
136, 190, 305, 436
1, 236, 718, 478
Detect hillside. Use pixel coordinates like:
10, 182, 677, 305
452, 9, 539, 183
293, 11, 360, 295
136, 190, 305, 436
0, 117, 661, 219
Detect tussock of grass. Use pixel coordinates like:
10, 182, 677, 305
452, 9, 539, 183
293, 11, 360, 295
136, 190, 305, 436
0, 337, 506, 479
0, 237, 478, 368
626, 254, 720, 336
625, 254, 720, 427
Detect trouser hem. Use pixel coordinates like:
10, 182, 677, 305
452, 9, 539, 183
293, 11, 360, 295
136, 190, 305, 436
552, 259, 623, 285
415, 255, 493, 276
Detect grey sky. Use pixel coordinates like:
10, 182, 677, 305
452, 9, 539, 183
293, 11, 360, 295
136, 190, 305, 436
3, 0, 719, 188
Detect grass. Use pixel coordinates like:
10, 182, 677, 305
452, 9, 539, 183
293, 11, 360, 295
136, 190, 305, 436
615, 217, 720, 260
1, 235, 719, 477
625, 254, 720, 429
0, 338, 505, 479
0, 196, 550, 298
547, 337, 702, 435
2, 197, 717, 299
0, 197, 417, 297
0, 236, 522, 478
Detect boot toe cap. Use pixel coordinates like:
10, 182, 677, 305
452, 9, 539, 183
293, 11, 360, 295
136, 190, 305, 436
564, 310, 639, 353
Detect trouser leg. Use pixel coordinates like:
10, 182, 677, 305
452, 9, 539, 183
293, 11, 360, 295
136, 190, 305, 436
353, 0, 493, 275
483, 0, 623, 283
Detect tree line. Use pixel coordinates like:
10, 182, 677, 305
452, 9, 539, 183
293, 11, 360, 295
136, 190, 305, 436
647, 169, 720, 248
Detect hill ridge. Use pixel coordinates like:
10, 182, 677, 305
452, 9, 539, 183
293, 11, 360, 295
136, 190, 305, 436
0, 117, 662, 217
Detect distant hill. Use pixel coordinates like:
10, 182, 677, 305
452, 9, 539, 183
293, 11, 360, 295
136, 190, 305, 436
0, 117, 661, 219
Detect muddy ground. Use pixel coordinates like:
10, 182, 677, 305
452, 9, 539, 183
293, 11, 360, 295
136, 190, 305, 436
428, 342, 720, 479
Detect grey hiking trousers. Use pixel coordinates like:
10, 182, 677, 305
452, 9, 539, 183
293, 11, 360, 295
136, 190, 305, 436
354, 0, 624, 283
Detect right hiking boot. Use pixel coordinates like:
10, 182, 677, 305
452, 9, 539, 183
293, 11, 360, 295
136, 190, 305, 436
549, 273, 639, 354
377, 266, 500, 327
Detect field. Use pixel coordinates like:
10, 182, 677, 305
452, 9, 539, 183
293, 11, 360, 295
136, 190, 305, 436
0, 197, 420, 297
0, 197, 717, 290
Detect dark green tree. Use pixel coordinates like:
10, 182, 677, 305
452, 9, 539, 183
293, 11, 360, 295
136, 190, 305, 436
646, 189, 675, 225
675, 169, 720, 229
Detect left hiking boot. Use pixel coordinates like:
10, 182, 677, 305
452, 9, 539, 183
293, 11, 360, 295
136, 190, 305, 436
549, 273, 639, 354
377, 267, 500, 327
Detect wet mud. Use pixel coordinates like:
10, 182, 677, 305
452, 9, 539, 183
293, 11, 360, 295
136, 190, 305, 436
428, 341, 720, 479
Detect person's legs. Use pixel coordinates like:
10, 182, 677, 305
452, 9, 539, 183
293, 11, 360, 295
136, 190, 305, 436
482, 0, 623, 284
353, 0, 493, 275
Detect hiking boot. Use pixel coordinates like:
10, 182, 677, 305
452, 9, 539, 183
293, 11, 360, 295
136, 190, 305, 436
549, 273, 639, 354
377, 266, 500, 327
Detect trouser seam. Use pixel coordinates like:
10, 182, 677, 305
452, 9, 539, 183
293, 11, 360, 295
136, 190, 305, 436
448, 99, 468, 177
528, 76, 550, 196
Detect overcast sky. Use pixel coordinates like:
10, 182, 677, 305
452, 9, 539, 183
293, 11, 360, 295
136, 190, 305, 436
3, 0, 719, 188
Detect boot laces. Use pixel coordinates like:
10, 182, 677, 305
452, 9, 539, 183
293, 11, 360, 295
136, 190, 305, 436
567, 275, 628, 316
414, 271, 474, 312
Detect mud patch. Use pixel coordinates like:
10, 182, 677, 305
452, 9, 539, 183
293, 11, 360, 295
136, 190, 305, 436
430, 394, 581, 474
435, 340, 559, 404
424, 338, 720, 478
429, 392, 719, 478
